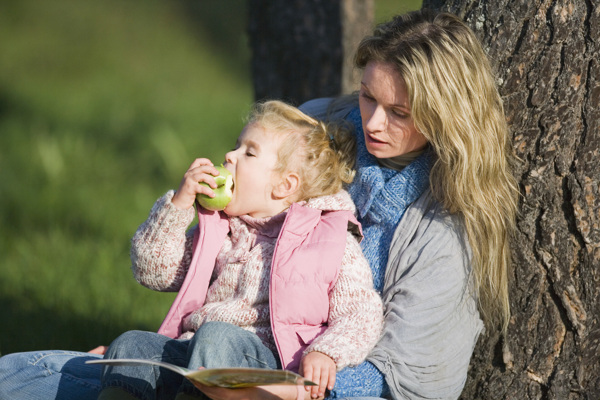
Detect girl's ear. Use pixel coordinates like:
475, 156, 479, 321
272, 172, 300, 200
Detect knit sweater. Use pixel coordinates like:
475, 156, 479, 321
130, 190, 384, 370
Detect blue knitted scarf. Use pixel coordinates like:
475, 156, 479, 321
346, 107, 432, 292
328, 107, 434, 399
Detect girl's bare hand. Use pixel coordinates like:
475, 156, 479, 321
299, 352, 336, 399
171, 158, 220, 210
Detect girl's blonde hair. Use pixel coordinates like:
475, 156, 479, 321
247, 100, 356, 203
356, 10, 519, 332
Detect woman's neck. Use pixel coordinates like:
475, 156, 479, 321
376, 149, 425, 171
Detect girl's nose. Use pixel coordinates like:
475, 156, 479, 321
224, 150, 235, 165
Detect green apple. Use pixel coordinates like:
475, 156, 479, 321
196, 165, 233, 211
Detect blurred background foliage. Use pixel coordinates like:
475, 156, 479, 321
0, 0, 421, 354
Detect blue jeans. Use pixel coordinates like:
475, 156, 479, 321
0, 350, 103, 399
0, 325, 386, 400
102, 321, 279, 399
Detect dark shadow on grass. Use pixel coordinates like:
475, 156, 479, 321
0, 294, 157, 356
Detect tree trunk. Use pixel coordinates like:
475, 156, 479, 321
248, 0, 600, 397
247, 0, 373, 105
422, 0, 600, 398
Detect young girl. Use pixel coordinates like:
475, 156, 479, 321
98, 100, 384, 400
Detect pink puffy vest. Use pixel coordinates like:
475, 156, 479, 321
158, 203, 361, 372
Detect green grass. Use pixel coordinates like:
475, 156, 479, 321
0, 0, 252, 353
0, 0, 420, 355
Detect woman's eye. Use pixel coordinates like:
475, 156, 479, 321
245, 151, 255, 157
360, 92, 375, 102
392, 109, 409, 119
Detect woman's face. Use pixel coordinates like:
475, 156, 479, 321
359, 61, 428, 159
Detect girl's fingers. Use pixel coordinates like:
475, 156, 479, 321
320, 368, 331, 398
189, 171, 217, 189
311, 366, 322, 398
194, 180, 216, 198
172, 160, 219, 210
302, 364, 314, 393
187, 159, 219, 182
189, 157, 214, 169
327, 367, 336, 392
188, 167, 219, 186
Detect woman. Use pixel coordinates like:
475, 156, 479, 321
0, 9, 518, 400
196, 9, 519, 400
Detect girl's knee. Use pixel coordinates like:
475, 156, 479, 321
192, 321, 240, 343
105, 330, 159, 359
196, 320, 232, 334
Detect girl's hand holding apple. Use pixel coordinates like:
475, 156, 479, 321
196, 164, 233, 211
171, 158, 221, 210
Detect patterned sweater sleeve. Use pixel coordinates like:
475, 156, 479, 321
305, 231, 384, 370
130, 190, 197, 292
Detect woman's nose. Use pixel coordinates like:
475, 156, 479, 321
365, 105, 387, 132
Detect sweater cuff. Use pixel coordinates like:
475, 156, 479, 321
150, 190, 195, 231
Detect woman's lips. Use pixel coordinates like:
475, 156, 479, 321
365, 132, 386, 145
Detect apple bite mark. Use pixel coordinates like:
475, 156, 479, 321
196, 165, 234, 211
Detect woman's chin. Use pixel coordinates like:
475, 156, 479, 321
365, 144, 390, 159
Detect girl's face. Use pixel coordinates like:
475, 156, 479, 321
223, 123, 285, 218
359, 61, 428, 159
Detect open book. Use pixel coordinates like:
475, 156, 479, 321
86, 358, 316, 388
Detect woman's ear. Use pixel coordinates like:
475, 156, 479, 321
272, 172, 300, 200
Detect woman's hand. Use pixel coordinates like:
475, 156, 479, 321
193, 383, 314, 400
171, 158, 220, 210
87, 345, 107, 355
299, 352, 336, 399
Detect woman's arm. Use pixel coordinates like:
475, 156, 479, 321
194, 383, 323, 400
368, 194, 484, 400
130, 190, 196, 292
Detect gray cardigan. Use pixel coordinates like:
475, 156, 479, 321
369, 189, 483, 399
301, 98, 483, 400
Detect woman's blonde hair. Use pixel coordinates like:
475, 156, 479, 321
247, 100, 356, 203
356, 10, 519, 332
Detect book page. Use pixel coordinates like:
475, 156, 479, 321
86, 358, 317, 388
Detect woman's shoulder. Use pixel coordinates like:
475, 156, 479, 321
401, 190, 466, 245
298, 97, 334, 120
387, 190, 471, 285
299, 96, 358, 122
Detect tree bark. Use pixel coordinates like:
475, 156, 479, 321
248, 0, 599, 397
247, 0, 373, 105
421, 0, 600, 398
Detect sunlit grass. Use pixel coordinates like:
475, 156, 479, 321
0, 0, 251, 353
